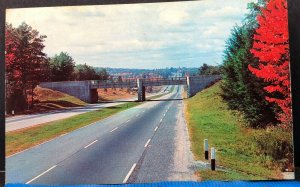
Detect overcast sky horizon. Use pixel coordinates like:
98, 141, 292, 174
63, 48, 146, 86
6, 0, 255, 69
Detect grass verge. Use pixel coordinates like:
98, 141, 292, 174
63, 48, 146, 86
184, 81, 281, 180
6, 102, 140, 156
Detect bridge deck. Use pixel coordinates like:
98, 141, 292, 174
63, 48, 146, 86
90, 77, 188, 89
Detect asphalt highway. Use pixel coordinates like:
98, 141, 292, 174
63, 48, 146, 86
6, 85, 195, 185
5, 86, 170, 132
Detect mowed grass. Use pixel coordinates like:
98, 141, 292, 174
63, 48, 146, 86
6, 102, 140, 156
197, 170, 261, 181
184, 81, 281, 180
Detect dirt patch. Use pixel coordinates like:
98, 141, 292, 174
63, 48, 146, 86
98, 86, 163, 101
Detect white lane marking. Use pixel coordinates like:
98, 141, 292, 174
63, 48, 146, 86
163, 113, 166, 117
110, 127, 118, 132
126, 119, 130, 123
123, 163, 137, 183
160, 119, 163, 123
84, 140, 98, 149
166, 109, 168, 112
26, 165, 57, 184
136, 114, 140, 117
142, 110, 146, 113
144, 139, 151, 148
154, 126, 158, 132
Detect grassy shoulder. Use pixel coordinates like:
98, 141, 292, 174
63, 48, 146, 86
184, 81, 282, 180
6, 102, 140, 156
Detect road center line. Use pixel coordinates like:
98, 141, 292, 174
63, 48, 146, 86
123, 163, 137, 183
84, 140, 98, 149
154, 126, 158, 132
163, 113, 166, 117
110, 127, 118, 132
26, 165, 57, 184
160, 118, 163, 123
144, 139, 151, 148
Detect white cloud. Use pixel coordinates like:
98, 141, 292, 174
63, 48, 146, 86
158, 8, 189, 25
6, 0, 257, 68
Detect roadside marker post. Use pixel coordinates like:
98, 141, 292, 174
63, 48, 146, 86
204, 139, 209, 160
12, 110, 14, 116
211, 147, 216, 171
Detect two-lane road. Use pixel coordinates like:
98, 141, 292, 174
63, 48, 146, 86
6, 85, 196, 184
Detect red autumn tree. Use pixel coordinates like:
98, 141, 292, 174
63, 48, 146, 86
5, 23, 49, 111
248, 0, 291, 127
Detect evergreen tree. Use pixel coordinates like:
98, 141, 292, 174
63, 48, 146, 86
221, 1, 277, 127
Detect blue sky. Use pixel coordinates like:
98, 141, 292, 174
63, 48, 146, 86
6, 0, 255, 69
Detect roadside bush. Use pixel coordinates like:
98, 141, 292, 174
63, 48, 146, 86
253, 127, 293, 171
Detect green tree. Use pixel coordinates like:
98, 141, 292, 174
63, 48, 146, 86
96, 68, 109, 80
199, 63, 222, 75
50, 52, 75, 81
75, 63, 99, 80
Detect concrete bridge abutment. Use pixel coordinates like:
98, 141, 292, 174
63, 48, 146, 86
186, 76, 220, 98
39, 81, 98, 103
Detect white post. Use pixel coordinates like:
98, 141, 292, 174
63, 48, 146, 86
211, 147, 216, 170
12, 110, 15, 116
204, 139, 209, 160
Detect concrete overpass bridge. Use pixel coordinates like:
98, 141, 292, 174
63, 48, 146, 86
39, 75, 221, 103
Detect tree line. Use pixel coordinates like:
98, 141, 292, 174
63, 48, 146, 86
5, 22, 109, 112
221, 0, 290, 128
221, 0, 292, 169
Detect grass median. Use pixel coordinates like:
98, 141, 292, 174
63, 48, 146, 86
184, 81, 281, 180
6, 102, 140, 157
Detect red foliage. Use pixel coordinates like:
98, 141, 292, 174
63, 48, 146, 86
248, 0, 291, 127
5, 23, 48, 110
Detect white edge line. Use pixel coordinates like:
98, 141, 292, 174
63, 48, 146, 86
126, 119, 130, 123
160, 119, 163, 123
26, 165, 57, 184
154, 127, 158, 132
110, 127, 118, 132
144, 139, 151, 148
123, 163, 137, 183
84, 140, 98, 149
